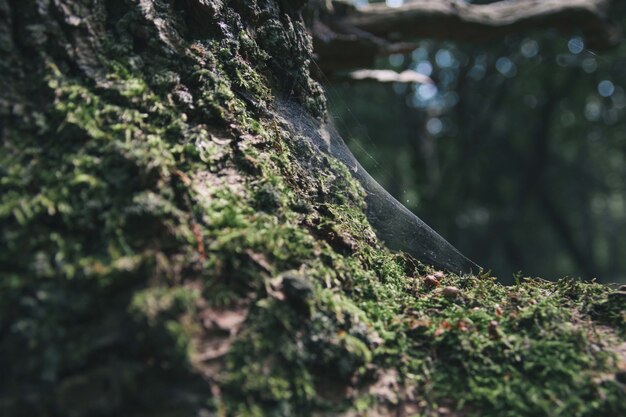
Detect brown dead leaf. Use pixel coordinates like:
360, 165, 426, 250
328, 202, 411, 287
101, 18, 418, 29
457, 319, 470, 332
409, 319, 432, 330
191, 222, 206, 261
495, 304, 503, 317
434, 320, 452, 337
423, 275, 440, 288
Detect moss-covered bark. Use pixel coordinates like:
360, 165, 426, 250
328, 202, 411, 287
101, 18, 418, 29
0, 1, 624, 416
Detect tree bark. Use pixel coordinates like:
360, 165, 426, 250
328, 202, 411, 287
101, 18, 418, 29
0, 1, 624, 417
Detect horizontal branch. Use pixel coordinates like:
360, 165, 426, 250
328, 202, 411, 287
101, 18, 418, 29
346, 69, 433, 83
342, 0, 621, 49
312, 19, 418, 72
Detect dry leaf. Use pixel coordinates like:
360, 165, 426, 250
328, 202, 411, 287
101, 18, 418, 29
423, 275, 440, 287
457, 319, 469, 332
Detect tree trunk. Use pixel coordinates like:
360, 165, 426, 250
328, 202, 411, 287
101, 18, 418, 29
0, 1, 624, 417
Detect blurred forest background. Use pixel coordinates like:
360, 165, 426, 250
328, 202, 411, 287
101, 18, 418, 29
323, 0, 626, 284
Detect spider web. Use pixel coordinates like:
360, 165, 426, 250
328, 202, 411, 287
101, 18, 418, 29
273, 99, 479, 274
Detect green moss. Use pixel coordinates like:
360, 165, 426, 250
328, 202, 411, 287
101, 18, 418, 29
1, 2, 624, 417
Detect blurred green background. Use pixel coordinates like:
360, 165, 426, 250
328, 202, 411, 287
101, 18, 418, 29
324, 0, 626, 283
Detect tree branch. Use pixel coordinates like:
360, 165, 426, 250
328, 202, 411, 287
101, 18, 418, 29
343, 0, 620, 49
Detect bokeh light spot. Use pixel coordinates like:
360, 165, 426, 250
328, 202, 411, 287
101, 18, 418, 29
418, 83, 438, 100
496, 57, 517, 77
435, 49, 454, 68
598, 80, 615, 97
426, 117, 443, 135
520, 39, 539, 58
414, 61, 433, 76
568, 37, 585, 54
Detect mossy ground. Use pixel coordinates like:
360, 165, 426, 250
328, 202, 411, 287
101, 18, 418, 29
1, 1, 625, 416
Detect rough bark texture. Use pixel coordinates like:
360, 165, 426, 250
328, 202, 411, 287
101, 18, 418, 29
0, 1, 625, 417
